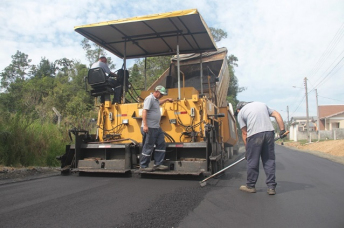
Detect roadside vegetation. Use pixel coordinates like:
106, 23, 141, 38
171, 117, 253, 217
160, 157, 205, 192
0, 28, 244, 167
0, 114, 68, 166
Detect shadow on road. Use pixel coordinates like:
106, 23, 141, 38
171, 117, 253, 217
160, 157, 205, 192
77, 171, 204, 181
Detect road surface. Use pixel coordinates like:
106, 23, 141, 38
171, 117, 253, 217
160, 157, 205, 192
1, 145, 343, 228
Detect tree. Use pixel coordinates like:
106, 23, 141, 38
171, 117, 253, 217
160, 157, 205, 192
226, 55, 246, 107
208, 28, 245, 108
81, 38, 116, 70
48, 61, 93, 117
209, 27, 228, 42
227, 54, 238, 67
130, 56, 171, 90
55, 58, 75, 73
30, 57, 56, 79
129, 63, 144, 89
0, 55, 59, 116
0, 80, 28, 113
0, 51, 32, 89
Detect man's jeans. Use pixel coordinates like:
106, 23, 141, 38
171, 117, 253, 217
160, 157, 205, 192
246, 131, 277, 189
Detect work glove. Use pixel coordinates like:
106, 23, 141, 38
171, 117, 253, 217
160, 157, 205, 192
279, 130, 287, 139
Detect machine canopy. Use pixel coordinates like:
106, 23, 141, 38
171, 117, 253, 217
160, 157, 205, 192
74, 9, 217, 59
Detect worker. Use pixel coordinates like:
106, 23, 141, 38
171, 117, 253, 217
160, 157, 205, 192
91, 56, 116, 76
235, 101, 286, 195
140, 85, 173, 172
91, 56, 121, 103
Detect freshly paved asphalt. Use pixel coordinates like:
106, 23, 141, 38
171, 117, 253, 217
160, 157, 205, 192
179, 145, 344, 228
1, 145, 343, 228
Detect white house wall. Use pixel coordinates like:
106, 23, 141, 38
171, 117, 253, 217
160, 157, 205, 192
324, 113, 344, 130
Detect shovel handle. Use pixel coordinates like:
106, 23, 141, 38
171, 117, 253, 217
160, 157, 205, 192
200, 157, 246, 184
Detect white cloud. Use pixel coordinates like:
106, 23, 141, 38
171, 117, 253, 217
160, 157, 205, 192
0, 0, 343, 122
210, 0, 344, 120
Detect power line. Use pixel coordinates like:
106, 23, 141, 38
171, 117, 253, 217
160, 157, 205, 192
311, 47, 344, 90
310, 55, 344, 91
318, 95, 344, 103
307, 22, 344, 84
309, 23, 344, 81
307, 78, 316, 90
290, 94, 305, 117
290, 83, 307, 116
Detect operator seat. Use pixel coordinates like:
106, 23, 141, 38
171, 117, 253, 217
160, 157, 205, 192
87, 67, 113, 97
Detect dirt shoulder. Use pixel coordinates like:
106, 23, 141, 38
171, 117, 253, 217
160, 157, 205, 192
0, 166, 60, 185
283, 139, 344, 165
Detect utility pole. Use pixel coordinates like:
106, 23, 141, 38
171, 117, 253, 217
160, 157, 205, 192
52, 107, 61, 127
315, 89, 320, 141
287, 105, 290, 129
304, 77, 310, 143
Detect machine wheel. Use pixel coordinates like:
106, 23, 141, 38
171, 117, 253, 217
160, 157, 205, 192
207, 128, 223, 175
60, 165, 71, 176
210, 160, 217, 174
210, 160, 223, 175
233, 144, 239, 155
226, 147, 233, 159
61, 169, 71, 176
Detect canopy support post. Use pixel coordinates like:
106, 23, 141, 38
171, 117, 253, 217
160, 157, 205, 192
122, 41, 127, 104
177, 35, 181, 100
200, 53, 203, 95
144, 57, 147, 90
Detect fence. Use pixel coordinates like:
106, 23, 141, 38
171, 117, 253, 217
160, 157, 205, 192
291, 129, 344, 141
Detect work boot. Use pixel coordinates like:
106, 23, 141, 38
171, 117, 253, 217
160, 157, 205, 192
267, 188, 276, 195
239, 185, 256, 193
139, 167, 153, 172
153, 164, 168, 171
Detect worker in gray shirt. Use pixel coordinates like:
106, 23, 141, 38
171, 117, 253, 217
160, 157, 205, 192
140, 85, 173, 172
236, 101, 286, 195
91, 56, 121, 103
91, 56, 116, 77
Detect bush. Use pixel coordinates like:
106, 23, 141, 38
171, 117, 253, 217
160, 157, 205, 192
0, 113, 69, 167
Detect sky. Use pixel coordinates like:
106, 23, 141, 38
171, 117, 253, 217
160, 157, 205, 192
1, 0, 344, 122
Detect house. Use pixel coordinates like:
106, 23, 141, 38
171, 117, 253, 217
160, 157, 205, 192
318, 105, 344, 130
290, 116, 317, 131
289, 105, 344, 141
289, 116, 317, 141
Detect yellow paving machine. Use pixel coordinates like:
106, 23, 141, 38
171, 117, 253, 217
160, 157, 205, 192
57, 9, 239, 176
